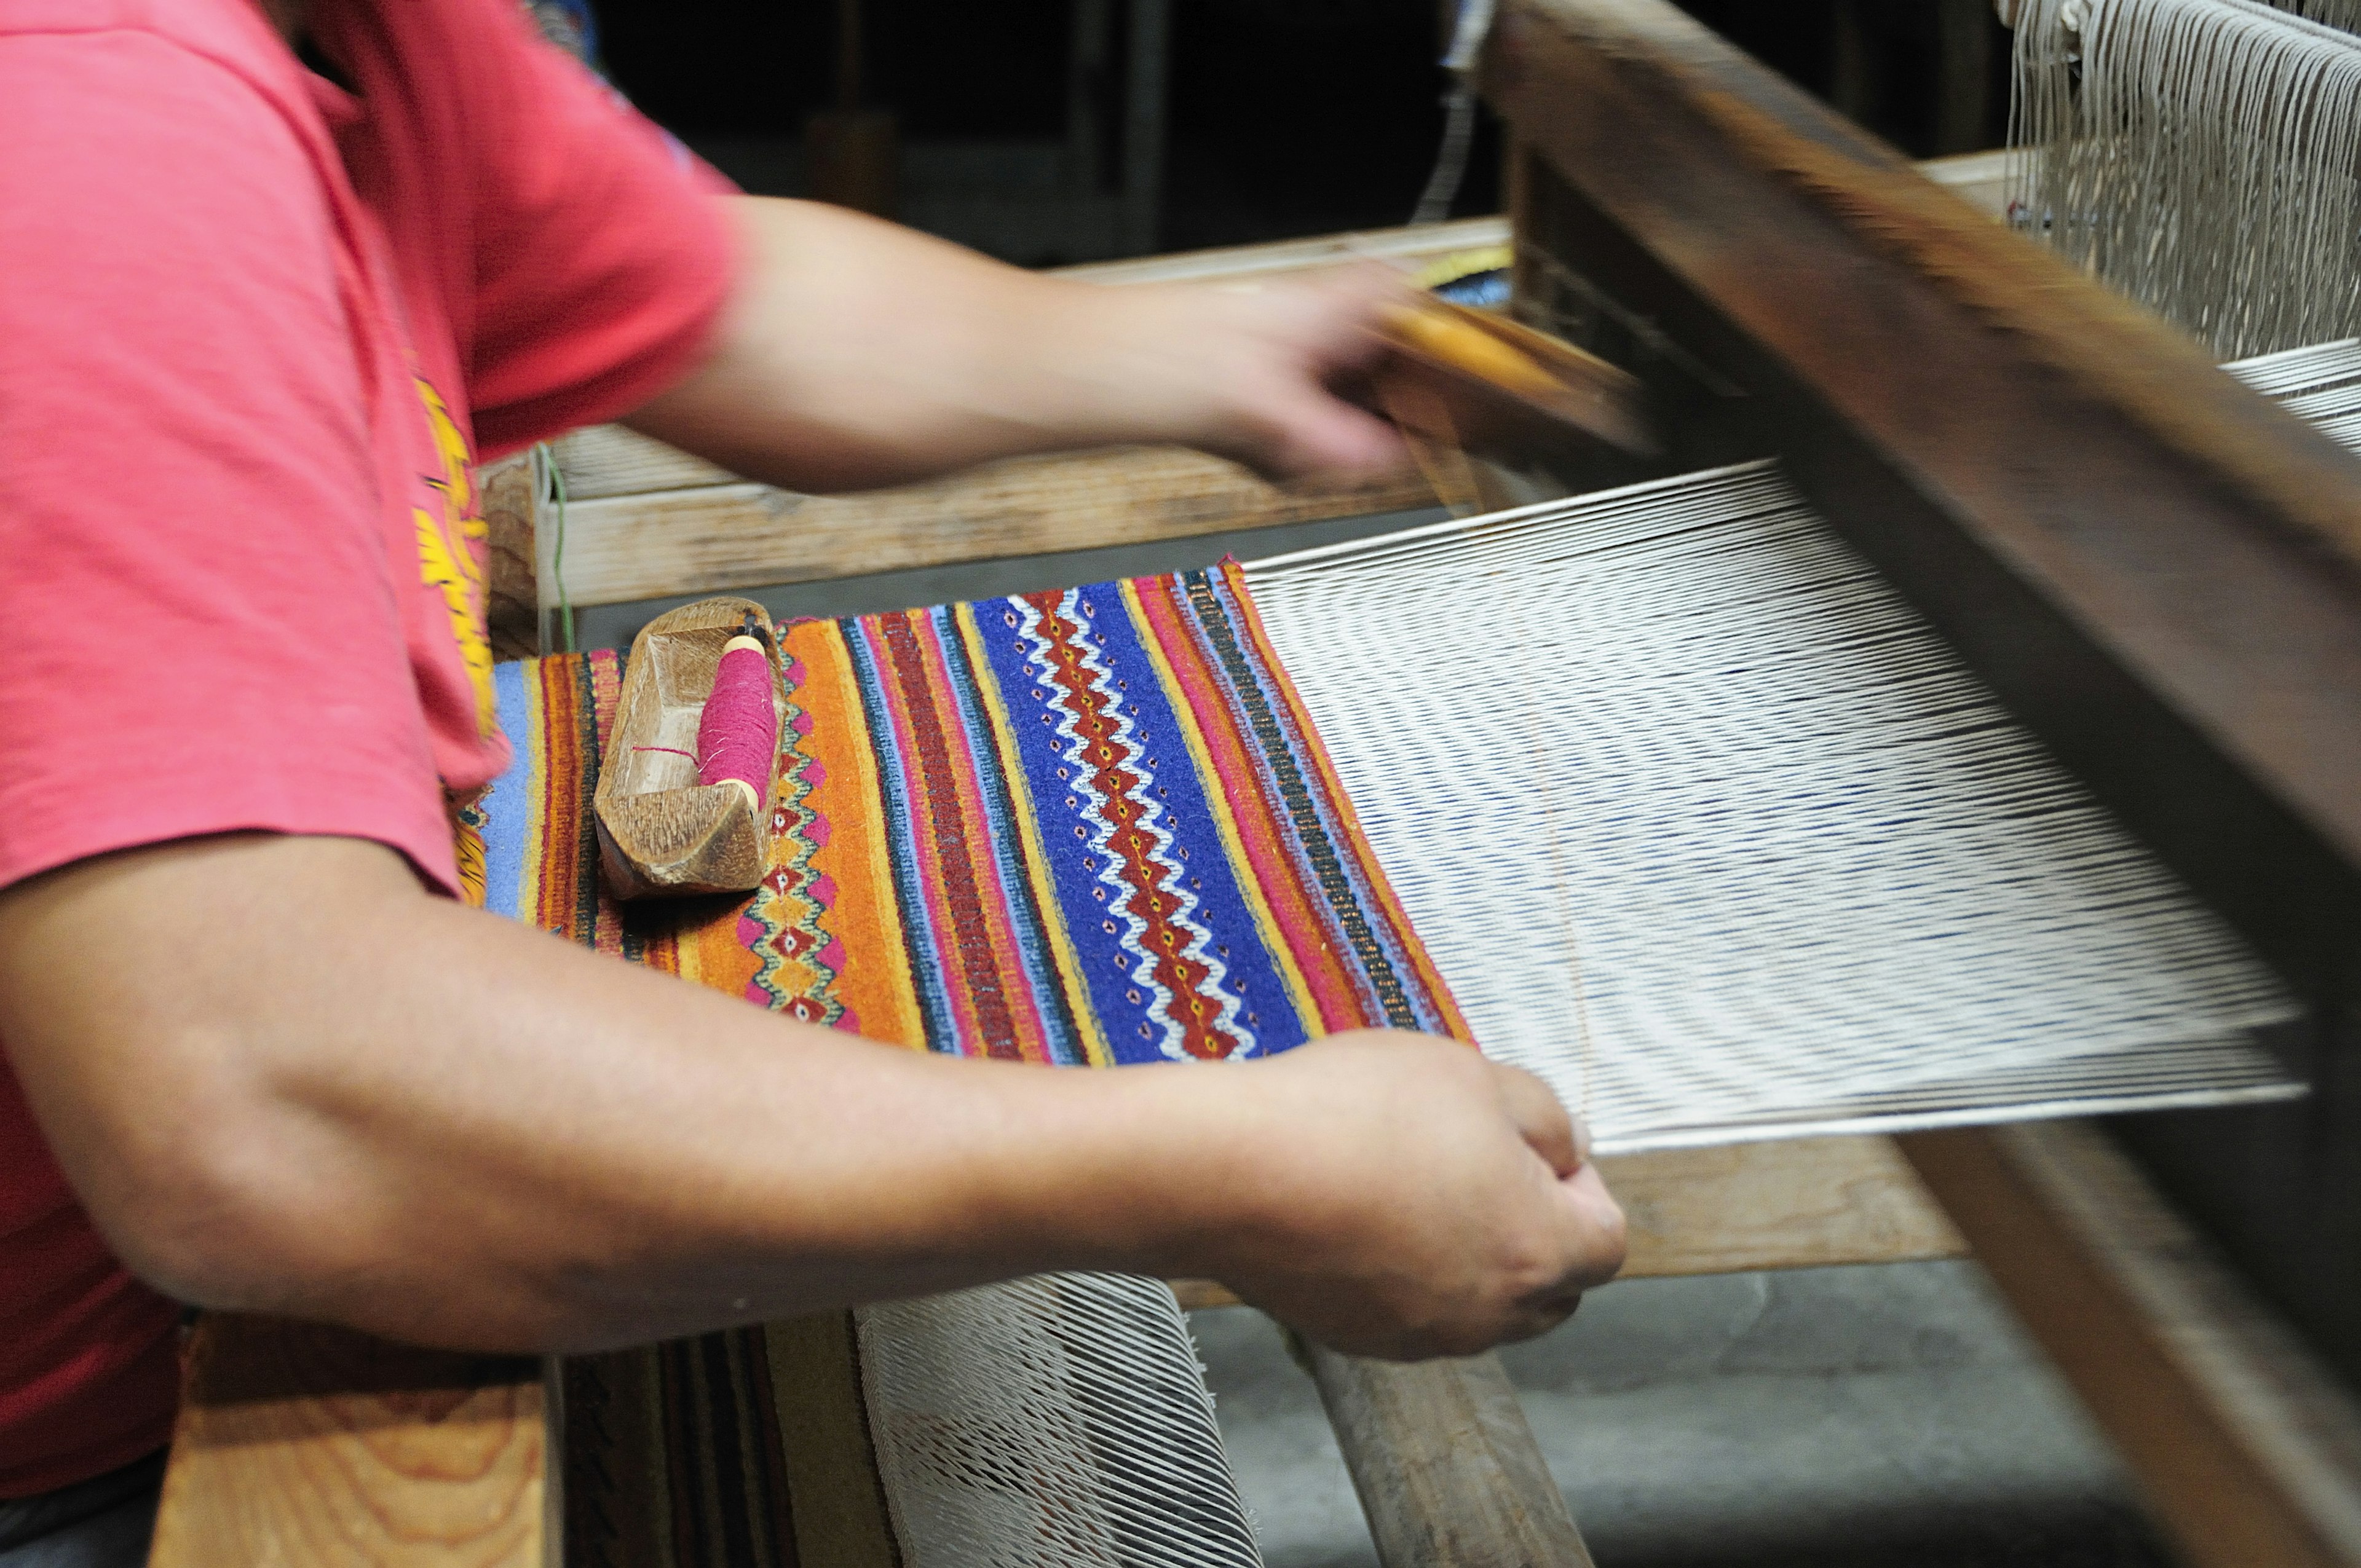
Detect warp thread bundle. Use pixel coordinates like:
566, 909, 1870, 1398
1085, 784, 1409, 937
2012, 0, 2361, 357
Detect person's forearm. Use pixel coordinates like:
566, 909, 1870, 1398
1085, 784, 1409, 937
6, 833, 1623, 1361
624, 198, 1125, 492
623, 197, 1406, 492
0, 835, 1254, 1350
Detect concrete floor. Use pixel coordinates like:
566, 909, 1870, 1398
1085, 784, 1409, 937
1195, 1261, 2171, 1568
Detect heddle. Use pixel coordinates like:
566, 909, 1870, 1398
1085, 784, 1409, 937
2012, 0, 2361, 357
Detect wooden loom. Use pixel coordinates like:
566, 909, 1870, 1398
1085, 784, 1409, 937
148, 5, 2361, 1565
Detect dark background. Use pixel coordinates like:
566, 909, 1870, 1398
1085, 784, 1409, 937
593, 1, 2009, 255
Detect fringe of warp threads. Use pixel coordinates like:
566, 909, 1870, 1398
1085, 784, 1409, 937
2011, 0, 2361, 358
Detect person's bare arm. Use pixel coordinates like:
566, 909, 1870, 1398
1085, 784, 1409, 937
622, 196, 1410, 494
0, 833, 1623, 1360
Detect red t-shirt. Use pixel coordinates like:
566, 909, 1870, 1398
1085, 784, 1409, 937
0, 0, 734, 1497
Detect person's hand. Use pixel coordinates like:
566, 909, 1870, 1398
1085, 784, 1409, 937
1196, 1030, 1626, 1360
1056, 265, 1415, 481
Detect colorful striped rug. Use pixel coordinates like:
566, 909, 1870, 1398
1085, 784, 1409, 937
468, 561, 1466, 1567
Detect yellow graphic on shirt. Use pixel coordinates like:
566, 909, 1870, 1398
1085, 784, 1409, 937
413, 378, 498, 738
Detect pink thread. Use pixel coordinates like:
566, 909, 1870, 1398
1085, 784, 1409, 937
631, 746, 699, 761
697, 645, 778, 802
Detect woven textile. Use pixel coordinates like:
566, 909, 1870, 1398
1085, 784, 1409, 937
472, 561, 1462, 1567
478, 563, 1462, 1058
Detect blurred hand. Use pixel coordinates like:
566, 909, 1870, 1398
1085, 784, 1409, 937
1056, 266, 1416, 481
1202, 1031, 1626, 1361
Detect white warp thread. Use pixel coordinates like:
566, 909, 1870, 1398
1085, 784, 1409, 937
836, 342, 2361, 1568
859, 1273, 1262, 1568
2229, 333, 2361, 439
2012, 0, 2361, 358
1246, 463, 2303, 1154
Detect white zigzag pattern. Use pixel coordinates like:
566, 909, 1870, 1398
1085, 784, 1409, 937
1016, 591, 1254, 1060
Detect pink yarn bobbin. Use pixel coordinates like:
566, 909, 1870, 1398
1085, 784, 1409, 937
696, 636, 778, 810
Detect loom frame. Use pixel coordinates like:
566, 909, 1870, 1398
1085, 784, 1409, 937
144, 17, 2361, 1558
1485, 0, 2361, 1561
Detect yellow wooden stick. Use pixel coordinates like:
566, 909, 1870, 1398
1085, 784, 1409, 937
1380, 301, 1565, 400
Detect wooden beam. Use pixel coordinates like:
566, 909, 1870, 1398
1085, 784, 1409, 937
549, 424, 733, 502
1303, 1343, 1594, 1568
148, 1315, 554, 1568
1604, 1133, 1964, 1277
478, 451, 544, 663
1056, 215, 1509, 287
1900, 1123, 2361, 1568
1174, 1132, 1967, 1308
1490, 0, 2361, 1008
548, 447, 1437, 611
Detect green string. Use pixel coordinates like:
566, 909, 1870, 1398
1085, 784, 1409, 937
536, 443, 577, 655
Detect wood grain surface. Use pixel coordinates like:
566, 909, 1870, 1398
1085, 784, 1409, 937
1304, 1344, 1594, 1568
1604, 1133, 1964, 1278
148, 1315, 552, 1568
550, 424, 736, 502
595, 595, 785, 899
1056, 215, 1509, 286
550, 446, 1436, 610
1902, 1123, 2361, 1568
1173, 1133, 1966, 1309
477, 451, 543, 664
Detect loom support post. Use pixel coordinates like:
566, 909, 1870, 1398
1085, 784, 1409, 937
1301, 1339, 1595, 1567
1900, 1122, 2361, 1567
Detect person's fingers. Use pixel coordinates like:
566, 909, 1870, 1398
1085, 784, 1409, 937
1556, 1160, 1629, 1281
1234, 265, 1411, 377
1191, 269, 1425, 479
1492, 1062, 1580, 1178
1503, 1162, 1626, 1323
1248, 390, 1407, 479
